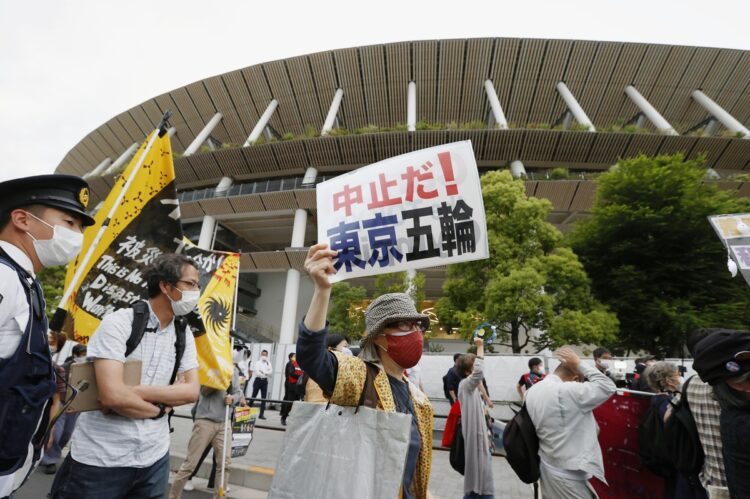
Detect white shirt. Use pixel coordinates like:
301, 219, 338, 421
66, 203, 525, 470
0, 241, 36, 360
251, 357, 273, 378
525, 363, 616, 483
71, 302, 198, 468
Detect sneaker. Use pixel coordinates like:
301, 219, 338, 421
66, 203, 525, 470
43, 464, 57, 475
281, 417, 287, 426
184, 479, 194, 491
259, 415, 266, 420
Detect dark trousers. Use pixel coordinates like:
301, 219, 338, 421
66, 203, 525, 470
50, 452, 170, 499
280, 382, 299, 419
251, 378, 268, 417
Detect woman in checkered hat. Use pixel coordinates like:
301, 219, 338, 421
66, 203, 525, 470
296, 243, 434, 499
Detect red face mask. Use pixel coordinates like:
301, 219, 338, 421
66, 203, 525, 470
380, 330, 423, 369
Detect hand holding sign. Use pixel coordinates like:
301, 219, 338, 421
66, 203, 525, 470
304, 243, 338, 290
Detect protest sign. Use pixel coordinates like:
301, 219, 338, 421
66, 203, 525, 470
316, 141, 488, 282
61, 130, 182, 341
231, 406, 259, 458
180, 238, 240, 390
708, 213, 750, 287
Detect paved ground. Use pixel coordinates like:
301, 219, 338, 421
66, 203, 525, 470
17, 402, 534, 499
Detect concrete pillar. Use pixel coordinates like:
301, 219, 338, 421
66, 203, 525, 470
704, 118, 719, 137
635, 114, 647, 129
184, 112, 223, 156
624, 85, 678, 135
556, 82, 596, 132
197, 177, 233, 250
244, 99, 279, 146
561, 111, 574, 131
278, 166, 317, 347
84, 158, 113, 178
321, 89, 344, 136
102, 143, 140, 176
510, 160, 527, 178
407, 82, 417, 132
692, 90, 750, 138
301, 167, 318, 186
484, 80, 508, 129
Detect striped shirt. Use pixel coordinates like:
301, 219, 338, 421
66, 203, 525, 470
686, 376, 728, 493
71, 302, 198, 468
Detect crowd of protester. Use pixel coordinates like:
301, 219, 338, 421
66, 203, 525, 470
2, 236, 749, 498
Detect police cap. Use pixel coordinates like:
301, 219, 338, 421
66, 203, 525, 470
0, 174, 96, 227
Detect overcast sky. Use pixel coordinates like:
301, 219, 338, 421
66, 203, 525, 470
1, 0, 748, 182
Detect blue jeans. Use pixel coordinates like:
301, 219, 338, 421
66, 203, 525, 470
41, 412, 79, 465
49, 452, 169, 499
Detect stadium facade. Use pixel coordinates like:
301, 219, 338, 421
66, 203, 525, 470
56, 38, 750, 345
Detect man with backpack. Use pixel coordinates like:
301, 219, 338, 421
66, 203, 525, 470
525, 347, 615, 498
516, 357, 545, 400
50, 254, 200, 499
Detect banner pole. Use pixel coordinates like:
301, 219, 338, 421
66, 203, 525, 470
50, 117, 171, 331
220, 254, 241, 497
219, 402, 230, 497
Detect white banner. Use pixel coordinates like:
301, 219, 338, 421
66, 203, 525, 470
316, 141, 489, 282
708, 212, 750, 287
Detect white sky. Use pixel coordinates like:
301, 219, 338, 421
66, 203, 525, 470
1, 0, 748, 182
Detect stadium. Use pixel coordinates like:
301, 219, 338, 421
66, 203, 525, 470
55, 37, 750, 345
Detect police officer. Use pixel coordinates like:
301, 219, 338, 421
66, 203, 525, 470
0, 174, 94, 497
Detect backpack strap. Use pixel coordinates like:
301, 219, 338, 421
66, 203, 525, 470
125, 300, 150, 358
169, 317, 187, 385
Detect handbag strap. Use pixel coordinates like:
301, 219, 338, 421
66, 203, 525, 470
355, 362, 380, 413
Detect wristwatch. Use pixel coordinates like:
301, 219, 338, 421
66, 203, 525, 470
151, 403, 167, 419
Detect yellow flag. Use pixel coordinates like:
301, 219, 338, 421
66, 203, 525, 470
63, 131, 182, 342
181, 238, 239, 390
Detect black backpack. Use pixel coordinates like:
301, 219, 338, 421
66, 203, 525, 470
126, 300, 187, 386
638, 396, 675, 477
449, 418, 466, 475
663, 376, 705, 479
502, 404, 540, 484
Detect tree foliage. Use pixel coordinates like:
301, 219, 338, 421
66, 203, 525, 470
436, 170, 618, 353
373, 271, 426, 311
568, 153, 750, 356
38, 265, 67, 319
328, 282, 368, 340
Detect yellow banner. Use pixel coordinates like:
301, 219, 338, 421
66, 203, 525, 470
63, 131, 181, 342
182, 239, 240, 390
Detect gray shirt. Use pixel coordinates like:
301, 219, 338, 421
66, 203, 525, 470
525, 363, 616, 483
194, 368, 242, 423
458, 357, 494, 496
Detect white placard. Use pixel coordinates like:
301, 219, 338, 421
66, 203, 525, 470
316, 141, 489, 282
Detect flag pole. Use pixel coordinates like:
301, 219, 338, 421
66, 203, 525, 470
50, 111, 173, 331
219, 255, 241, 497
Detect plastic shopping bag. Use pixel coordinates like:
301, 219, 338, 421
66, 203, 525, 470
268, 401, 412, 499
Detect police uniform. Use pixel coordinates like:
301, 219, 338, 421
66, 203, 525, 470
0, 174, 94, 497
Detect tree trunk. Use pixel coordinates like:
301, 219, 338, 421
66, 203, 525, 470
511, 321, 521, 353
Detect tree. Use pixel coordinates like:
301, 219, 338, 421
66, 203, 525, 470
569, 153, 750, 356
436, 170, 618, 353
328, 282, 368, 340
373, 271, 426, 312
38, 265, 67, 319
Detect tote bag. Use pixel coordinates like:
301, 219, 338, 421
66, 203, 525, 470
268, 400, 412, 499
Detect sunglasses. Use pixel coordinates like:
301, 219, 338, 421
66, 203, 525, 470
385, 320, 426, 333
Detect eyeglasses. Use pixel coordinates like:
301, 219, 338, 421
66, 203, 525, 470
385, 320, 426, 333
176, 279, 200, 290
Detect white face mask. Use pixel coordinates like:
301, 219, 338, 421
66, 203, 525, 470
73, 356, 86, 364
26, 212, 83, 267
599, 361, 610, 369
340, 347, 353, 357
168, 287, 200, 316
